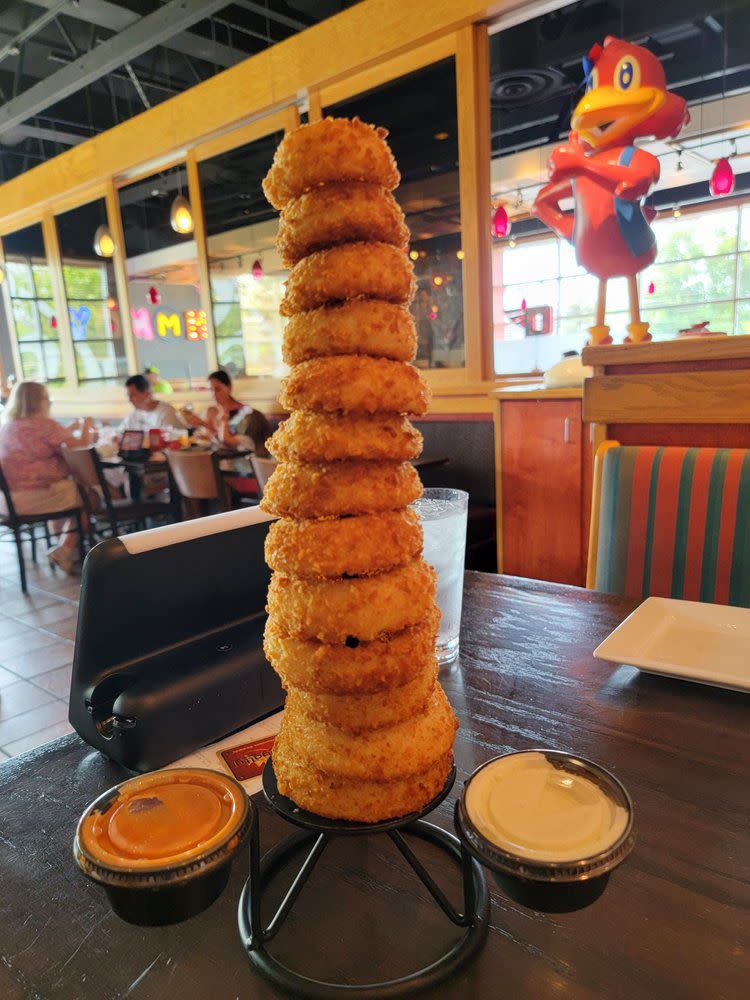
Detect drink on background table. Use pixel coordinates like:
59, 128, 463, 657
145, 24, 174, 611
412, 488, 468, 666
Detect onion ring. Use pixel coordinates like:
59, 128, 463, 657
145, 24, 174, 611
260, 459, 422, 518
272, 748, 454, 822
280, 242, 414, 315
266, 558, 436, 643
265, 509, 422, 579
277, 182, 408, 266
283, 301, 416, 365
284, 661, 436, 732
264, 609, 439, 695
267, 412, 422, 463
279, 355, 429, 415
262, 117, 399, 210
275, 684, 457, 782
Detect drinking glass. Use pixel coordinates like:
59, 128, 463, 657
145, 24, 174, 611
412, 488, 468, 666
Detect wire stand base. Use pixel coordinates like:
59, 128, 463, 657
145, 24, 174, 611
238, 757, 489, 998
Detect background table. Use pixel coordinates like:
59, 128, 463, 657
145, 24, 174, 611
1, 574, 748, 999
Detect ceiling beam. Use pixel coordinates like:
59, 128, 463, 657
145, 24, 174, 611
0, 0, 71, 66
21, 0, 246, 70
0, 0, 230, 136
0, 122, 89, 147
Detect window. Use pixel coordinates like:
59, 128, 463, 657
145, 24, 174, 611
1, 222, 66, 384
489, 0, 750, 375
199, 126, 289, 379
330, 58, 465, 370
493, 203, 749, 372
119, 164, 209, 382
56, 199, 128, 385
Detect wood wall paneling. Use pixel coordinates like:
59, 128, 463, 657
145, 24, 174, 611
584, 370, 750, 424
500, 398, 584, 585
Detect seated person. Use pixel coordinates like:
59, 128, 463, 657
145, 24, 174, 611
120, 374, 183, 436
144, 365, 173, 395
183, 370, 271, 455
0, 381, 95, 574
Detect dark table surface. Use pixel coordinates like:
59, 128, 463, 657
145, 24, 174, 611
1, 574, 748, 999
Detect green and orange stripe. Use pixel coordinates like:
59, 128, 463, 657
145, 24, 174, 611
595, 445, 750, 607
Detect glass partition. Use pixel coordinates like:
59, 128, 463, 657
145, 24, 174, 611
119, 164, 209, 384
55, 198, 128, 385
490, 1, 750, 374
1, 222, 66, 384
199, 128, 288, 378
329, 58, 465, 369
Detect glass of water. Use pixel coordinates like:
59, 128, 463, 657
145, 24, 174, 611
412, 488, 468, 666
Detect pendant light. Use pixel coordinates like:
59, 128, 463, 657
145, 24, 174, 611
170, 194, 194, 234
491, 203, 511, 239
710, 157, 735, 197
93, 224, 115, 258
251, 259, 263, 279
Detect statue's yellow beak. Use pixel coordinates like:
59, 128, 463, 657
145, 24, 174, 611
571, 85, 665, 147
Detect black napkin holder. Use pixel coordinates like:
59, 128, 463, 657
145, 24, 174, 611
69, 510, 283, 771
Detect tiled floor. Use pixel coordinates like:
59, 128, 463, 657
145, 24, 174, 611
0, 535, 81, 760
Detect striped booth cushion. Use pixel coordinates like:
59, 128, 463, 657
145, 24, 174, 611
594, 445, 750, 606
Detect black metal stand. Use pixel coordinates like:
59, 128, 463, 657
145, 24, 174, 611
238, 758, 489, 998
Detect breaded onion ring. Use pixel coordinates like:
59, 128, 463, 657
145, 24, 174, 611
260, 459, 421, 519
284, 661, 436, 732
273, 746, 454, 823
283, 301, 416, 365
267, 412, 422, 463
263, 117, 399, 210
279, 355, 429, 415
276, 685, 457, 782
264, 610, 439, 695
266, 558, 436, 643
277, 182, 408, 266
280, 242, 414, 315
265, 509, 422, 579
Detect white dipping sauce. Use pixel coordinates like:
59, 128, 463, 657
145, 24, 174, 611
465, 752, 628, 863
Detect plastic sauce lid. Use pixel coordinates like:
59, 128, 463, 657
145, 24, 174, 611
74, 768, 251, 885
457, 750, 634, 882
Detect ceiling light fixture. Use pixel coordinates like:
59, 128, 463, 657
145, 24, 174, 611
170, 194, 194, 234
93, 224, 114, 258
433, 131, 449, 141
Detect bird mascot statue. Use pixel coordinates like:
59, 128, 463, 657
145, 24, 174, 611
533, 37, 688, 344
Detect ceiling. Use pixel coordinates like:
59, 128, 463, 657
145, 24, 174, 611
0, 1, 357, 182
1, 0, 749, 250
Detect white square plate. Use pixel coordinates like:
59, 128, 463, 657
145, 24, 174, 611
594, 597, 750, 693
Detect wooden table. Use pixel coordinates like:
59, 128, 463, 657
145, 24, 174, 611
1, 575, 748, 999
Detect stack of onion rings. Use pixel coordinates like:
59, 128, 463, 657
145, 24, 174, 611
260, 117, 456, 822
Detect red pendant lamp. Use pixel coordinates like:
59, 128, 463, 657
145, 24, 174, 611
710, 157, 735, 197
491, 203, 511, 239
251, 259, 263, 279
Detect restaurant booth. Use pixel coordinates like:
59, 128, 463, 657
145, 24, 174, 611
0, 0, 748, 997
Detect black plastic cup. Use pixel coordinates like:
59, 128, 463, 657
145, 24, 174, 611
455, 750, 635, 913
74, 768, 252, 926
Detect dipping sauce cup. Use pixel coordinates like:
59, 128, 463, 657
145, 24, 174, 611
74, 768, 251, 926
455, 750, 635, 912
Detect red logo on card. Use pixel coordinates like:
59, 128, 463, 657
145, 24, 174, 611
220, 736, 276, 780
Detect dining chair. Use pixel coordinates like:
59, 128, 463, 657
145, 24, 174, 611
0, 461, 85, 593
250, 456, 277, 499
587, 442, 750, 606
63, 446, 173, 544
166, 449, 229, 515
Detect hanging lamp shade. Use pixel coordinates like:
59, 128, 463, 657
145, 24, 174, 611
93, 225, 115, 258
251, 259, 263, 279
491, 203, 511, 239
709, 158, 735, 197
170, 195, 194, 234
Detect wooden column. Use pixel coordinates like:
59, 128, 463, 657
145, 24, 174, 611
456, 23, 493, 383
186, 150, 218, 373
105, 179, 138, 375
41, 212, 78, 387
